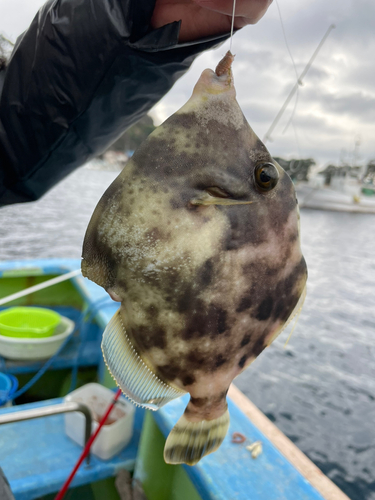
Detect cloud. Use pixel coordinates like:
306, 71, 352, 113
0, 0, 45, 40
1, 0, 374, 165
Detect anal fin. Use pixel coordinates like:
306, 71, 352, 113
101, 309, 185, 410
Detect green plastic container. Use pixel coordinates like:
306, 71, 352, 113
0, 307, 61, 338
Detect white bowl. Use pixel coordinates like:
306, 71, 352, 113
0, 315, 74, 360
64, 383, 135, 460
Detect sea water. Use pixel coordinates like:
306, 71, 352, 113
1, 167, 374, 500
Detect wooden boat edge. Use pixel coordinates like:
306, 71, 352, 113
228, 385, 350, 500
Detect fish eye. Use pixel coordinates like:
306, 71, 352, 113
205, 186, 229, 198
254, 163, 279, 192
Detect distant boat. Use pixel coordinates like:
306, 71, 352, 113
296, 178, 375, 214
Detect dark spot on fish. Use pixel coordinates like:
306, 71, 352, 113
217, 309, 227, 334
181, 302, 207, 340
177, 284, 196, 314
256, 297, 274, 321
164, 166, 174, 175
135, 325, 166, 351
272, 257, 307, 321
236, 296, 252, 313
146, 305, 158, 318
273, 298, 286, 320
224, 205, 269, 250
274, 292, 301, 322
238, 355, 247, 368
181, 301, 229, 339
240, 334, 250, 347
289, 231, 298, 243
157, 363, 180, 381
199, 258, 214, 287
186, 351, 205, 368
190, 397, 208, 408
182, 374, 195, 386
251, 337, 265, 357
165, 442, 217, 462
214, 354, 226, 368
265, 265, 280, 277
169, 114, 195, 130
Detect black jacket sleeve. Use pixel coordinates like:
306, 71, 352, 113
0, 0, 229, 205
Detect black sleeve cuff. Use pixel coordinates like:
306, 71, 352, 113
0, 0, 230, 205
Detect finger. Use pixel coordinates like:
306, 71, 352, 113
192, 0, 273, 24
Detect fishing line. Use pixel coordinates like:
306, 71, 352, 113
275, 0, 301, 139
275, 0, 298, 81
229, 0, 237, 52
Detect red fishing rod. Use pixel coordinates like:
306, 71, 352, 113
54, 388, 123, 500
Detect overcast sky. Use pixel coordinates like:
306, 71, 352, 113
1, 0, 374, 169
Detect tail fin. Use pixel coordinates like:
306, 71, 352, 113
164, 408, 230, 466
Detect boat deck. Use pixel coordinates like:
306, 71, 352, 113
0, 397, 144, 500
0, 393, 327, 500
0, 259, 350, 500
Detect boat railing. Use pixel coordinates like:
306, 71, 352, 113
0, 401, 92, 463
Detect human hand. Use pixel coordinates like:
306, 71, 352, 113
151, 0, 273, 43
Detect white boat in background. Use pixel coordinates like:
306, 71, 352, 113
296, 176, 375, 214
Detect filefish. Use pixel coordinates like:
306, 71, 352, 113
81, 51, 307, 466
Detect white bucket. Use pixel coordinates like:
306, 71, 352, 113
64, 383, 135, 460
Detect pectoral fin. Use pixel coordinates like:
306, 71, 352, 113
190, 195, 253, 206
